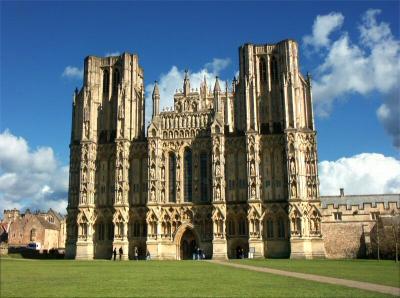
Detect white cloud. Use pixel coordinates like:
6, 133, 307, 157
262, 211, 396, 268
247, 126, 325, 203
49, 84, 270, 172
144, 58, 232, 126
303, 12, 344, 49
319, 153, 400, 195
0, 130, 69, 215
204, 58, 231, 73
377, 88, 400, 148
105, 51, 120, 57
305, 9, 400, 148
62, 66, 83, 79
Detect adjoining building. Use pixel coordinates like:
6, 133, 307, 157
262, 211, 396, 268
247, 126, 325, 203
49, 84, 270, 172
321, 190, 399, 259
3, 208, 66, 251
65, 40, 399, 260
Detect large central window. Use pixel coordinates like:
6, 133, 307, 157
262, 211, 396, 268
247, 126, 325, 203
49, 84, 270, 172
184, 148, 192, 202
169, 153, 176, 202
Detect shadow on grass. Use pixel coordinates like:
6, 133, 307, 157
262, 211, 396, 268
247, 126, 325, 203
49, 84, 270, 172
6, 247, 65, 259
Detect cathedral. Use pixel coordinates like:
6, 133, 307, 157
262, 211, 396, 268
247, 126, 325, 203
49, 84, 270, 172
65, 39, 326, 260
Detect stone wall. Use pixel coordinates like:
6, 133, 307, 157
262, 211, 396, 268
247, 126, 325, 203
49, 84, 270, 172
321, 198, 399, 259
322, 221, 371, 258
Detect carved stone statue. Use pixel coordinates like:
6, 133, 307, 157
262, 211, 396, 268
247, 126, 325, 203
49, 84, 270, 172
84, 122, 89, 138
290, 158, 296, 173
161, 190, 165, 202
216, 186, 221, 200
215, 163, 221, 177
291, 184, 297, 198
118, 167, 123, 182
250, 161, 255, 176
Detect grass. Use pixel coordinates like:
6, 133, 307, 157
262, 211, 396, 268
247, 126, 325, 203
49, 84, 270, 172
232, 259, 400, 288
0, 258, 396, 297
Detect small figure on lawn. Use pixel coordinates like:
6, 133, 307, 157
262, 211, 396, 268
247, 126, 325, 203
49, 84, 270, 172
113, 248, 117, 261
119, 247, 123, 260
134, 246, 139, 261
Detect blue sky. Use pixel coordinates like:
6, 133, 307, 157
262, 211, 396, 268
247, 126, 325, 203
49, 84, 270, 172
1, 1, 399, 213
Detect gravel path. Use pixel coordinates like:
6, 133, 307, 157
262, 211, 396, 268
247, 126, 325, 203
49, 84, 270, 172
209, 260, 400, 296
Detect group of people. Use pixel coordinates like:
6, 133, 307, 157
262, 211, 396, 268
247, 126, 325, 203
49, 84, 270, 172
112, 246, 151, 261
192, 247, 205, 260
112, 247, 124, 261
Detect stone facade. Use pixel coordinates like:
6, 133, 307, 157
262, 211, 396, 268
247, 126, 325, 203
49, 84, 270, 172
4, 208, 66, 251
66, 40, 326, 260
321, 192, 400, 259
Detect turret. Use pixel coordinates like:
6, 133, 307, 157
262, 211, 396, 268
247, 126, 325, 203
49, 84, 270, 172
232, 77, 237, 93
152, 81, 160, 118
213, 76, 222, 113
183, 70, 190, 96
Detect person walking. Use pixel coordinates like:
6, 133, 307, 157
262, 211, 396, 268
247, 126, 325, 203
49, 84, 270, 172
119, 247, 123, 260
146, 250, 151, 260
134, 246, 139, 261
113, 248, 117, 261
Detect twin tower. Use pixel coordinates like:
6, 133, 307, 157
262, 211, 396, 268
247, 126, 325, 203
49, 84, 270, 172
66, 40, 326, 260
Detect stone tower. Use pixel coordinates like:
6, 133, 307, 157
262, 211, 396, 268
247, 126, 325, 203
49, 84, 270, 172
235, 40, 324, 258
66, 53, 145, 259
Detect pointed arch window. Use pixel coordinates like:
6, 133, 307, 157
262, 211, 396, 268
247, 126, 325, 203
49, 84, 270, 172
97, 223, 105, 241
112, 69, 120, 94
103, 69, 110, 94
259, 57, 267, 82
270, 56, 278, 82
169, 153, 176, 202
238, 218, 247, 236
278, 218, 286, 238
200, 152, 208, 202
266, 219, 274, 238
184, 148, 192, 202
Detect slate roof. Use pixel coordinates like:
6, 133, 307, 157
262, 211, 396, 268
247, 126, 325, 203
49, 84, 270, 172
320, 194, 400, 209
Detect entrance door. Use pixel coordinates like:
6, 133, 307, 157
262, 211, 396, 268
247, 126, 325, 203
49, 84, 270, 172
180, 229, 196, 260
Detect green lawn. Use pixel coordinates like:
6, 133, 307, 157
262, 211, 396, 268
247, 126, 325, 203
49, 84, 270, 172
0, 258, 396, 297
232, 259, 400, 288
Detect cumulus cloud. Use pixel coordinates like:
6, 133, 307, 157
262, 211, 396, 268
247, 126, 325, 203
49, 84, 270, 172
305, 9, 400, 149
62, 66, 83, 79
303, 12, 344, 49
144, 58, 232, 125
0, 130, 68, 215
319, 153, 400, 195
377, 88, 400, 149
105, 51, 120, 57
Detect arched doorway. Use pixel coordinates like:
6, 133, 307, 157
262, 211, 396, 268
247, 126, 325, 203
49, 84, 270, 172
180, 229, 197, 260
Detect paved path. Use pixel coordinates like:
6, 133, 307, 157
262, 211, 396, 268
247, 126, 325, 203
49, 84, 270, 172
209, 260, 400, 296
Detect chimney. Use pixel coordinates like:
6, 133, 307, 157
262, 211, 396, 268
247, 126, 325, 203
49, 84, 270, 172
340, 188, 344, 197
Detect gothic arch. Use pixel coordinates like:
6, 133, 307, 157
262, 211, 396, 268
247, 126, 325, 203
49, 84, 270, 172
174, 223, 201, 260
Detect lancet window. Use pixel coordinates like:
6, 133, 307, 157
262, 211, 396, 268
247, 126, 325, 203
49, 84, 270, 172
184, 148, 192, 202
259, 57, 267, 82
169, 152, 176, 202
97, 223, 105, 241
112, 69, 120, 95
200, 152, 208, 202
266, 219, 274, 238
103, 69, 109, 94
270, 56, 278, 82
